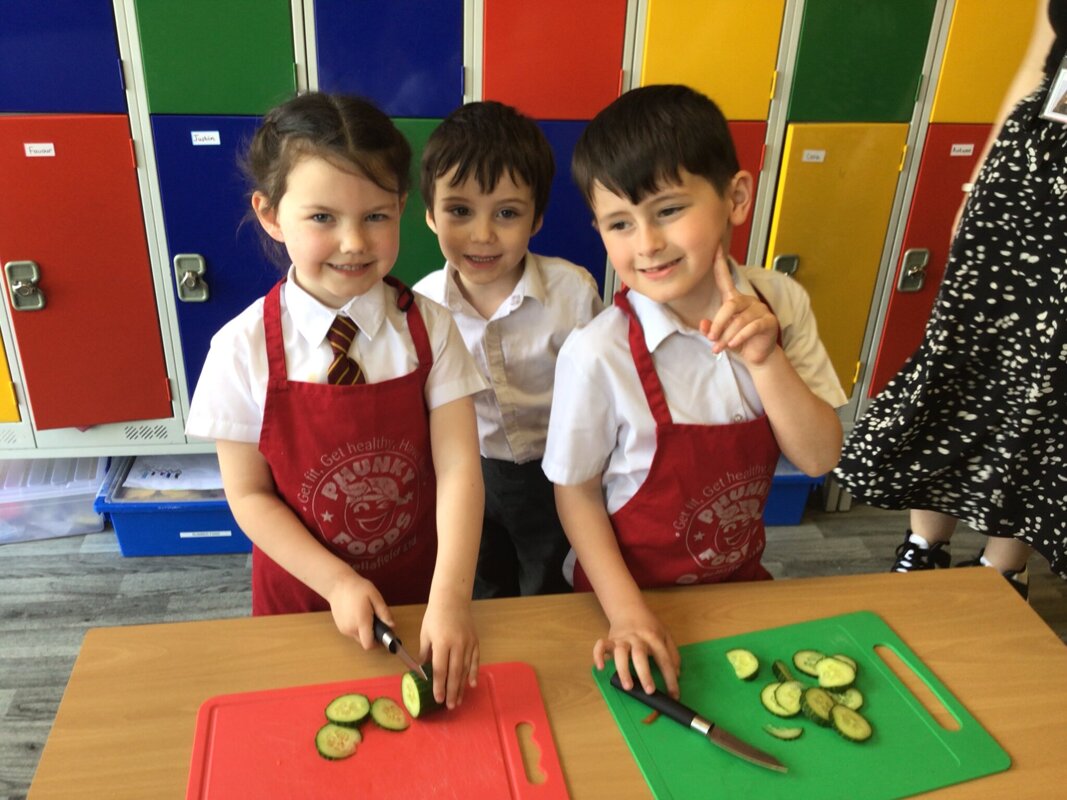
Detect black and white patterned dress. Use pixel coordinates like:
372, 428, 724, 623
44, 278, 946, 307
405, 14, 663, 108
834, 76, 1067, 580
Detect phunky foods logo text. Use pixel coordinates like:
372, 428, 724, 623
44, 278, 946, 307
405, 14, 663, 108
672, 465, 771, 584
297, 437, 423, 567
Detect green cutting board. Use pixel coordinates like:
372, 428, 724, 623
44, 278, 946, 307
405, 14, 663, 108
594, 611, 1009, 799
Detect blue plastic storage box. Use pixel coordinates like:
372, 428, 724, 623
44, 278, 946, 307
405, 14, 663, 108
764, 456, 824, 526
95, 456, 251, 556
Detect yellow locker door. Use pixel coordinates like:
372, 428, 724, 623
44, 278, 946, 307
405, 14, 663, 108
640, 0, 786, 120
765, 123, 908, 393
929, 0, 1039, 123
0, 332, 19, 422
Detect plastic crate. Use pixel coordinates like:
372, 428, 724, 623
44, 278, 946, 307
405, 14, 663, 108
764, 456, 824, 526
95, 456, 251, 556
0, 458, 106, 544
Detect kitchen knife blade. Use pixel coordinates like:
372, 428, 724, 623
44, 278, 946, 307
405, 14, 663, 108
373, 615, 428, 680
609, 671, 787, 773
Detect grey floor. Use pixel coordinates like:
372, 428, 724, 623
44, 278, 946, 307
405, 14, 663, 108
1, 504, 1064, 800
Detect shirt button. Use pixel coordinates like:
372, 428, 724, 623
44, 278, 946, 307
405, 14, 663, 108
732, 414, 744, 423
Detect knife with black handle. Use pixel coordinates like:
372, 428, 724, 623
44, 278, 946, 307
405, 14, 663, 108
609, 671, 787, 773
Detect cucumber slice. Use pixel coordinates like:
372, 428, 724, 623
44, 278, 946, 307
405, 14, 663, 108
832, 653, 859, 672
792, 649, 825, 677
760, 682, 794, 718
401, 665, 443, 719
370, 696, 410, 731
725, 648, 760, 681
831, 704, 873, 743
815, 656, 857, 689
771, 659, 796, 683
773, 680, 804, 716
315, 722, 361, 760
324, 693, 371, 728
829, 687, 864, 710
801, 687, 836, 727
764, 724, 804, 741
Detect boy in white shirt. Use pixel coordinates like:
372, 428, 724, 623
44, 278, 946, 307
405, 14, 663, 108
542, 85, 846, 697
415, 101, 604, 598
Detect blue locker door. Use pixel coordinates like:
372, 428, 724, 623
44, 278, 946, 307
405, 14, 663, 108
534, 122, 608, 294
0, 0, 125, 113
313, 0, 463, 118
151, 116, 282, 395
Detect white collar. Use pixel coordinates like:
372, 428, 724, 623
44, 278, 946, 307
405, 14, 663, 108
282, 265, 388, 347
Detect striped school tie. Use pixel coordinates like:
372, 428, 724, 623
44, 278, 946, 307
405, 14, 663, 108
325, 315, 365, 385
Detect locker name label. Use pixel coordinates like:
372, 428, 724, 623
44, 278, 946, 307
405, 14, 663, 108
801, 149, 826, 163
191, 131, 222, 146
24, 143, 55, 158
180, 530, 233, 538
950, 143, 975, 156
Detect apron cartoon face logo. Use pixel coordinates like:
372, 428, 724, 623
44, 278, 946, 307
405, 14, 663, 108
683, 476, 771, 579
312, 450, 421, 558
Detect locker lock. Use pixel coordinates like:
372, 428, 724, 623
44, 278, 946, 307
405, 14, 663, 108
174, 254, 209, 302
897, 248, 930, 293
3, 261, 46, 311
772, 254, 799, 276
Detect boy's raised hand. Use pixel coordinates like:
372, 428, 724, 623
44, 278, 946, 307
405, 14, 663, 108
699, 247, 779, 365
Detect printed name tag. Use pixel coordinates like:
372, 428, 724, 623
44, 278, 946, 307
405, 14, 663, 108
191, 131, 222, 146
24, 143, 56, 157
801, 149, 826, 163
950, 143, 975, 156
180, 530, 234, 539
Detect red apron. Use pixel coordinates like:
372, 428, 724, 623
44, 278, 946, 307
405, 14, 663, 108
253, 276, 437, 615
574, 289, 780, 591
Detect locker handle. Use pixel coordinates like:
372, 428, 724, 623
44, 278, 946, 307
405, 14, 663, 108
897, 248, 929, 293
3, 261, 46, 311
174, 254, 210, 302
772, 254, 799, 276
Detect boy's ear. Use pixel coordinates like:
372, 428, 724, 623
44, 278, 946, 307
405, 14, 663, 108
726, 171, 754, 227
531, 214, 544, 237
397, 192, 408, 217
424, 207, 438, 234
251, 192, 284, 243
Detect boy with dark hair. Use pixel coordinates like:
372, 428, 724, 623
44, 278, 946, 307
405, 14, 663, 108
543, 85, 846, 696
414, 101, 603, 599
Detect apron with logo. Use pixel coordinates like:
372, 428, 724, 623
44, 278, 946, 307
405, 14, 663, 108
254, 276, 437, 615
573, 289, 780, 591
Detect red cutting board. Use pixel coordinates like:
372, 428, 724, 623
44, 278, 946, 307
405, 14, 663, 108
186, 661, 568, 799
595, 611, 1010, 799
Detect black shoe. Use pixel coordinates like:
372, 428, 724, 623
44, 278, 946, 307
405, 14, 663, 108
956, 551, 1029, 600
891, 530, 951, 572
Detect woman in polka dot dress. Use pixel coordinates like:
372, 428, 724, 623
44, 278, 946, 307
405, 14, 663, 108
834, 0, 1067, 594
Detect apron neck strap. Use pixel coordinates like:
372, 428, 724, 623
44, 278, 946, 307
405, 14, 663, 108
614, 288, 673, 426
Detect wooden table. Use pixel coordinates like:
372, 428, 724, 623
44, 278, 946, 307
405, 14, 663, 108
28, 569, 1067, 798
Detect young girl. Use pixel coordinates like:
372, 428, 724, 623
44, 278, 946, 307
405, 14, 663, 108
185, 92, 486, 708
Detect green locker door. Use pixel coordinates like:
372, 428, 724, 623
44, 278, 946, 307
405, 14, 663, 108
788, 0, 936, 122
393, 119, 443, 288
765, 123, 908, 393
132, 0, 296, 114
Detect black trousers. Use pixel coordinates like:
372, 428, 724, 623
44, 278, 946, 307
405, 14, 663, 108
474, 457, 572, 598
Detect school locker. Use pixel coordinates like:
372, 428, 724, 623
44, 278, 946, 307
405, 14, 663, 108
312, 0, 463, 118
534, 122, 609, 294
765, 123, 909, 394
391, 119, 448, 289
0, 0, 126, 113
130, 0, 296, 115
482, 0, 628, 120
0, 334, 19, 423
867, 124, 993, 397
929, 0, 1040, 124
0, 115, 172, 430
727, 121, 766, 266
788, 0, 937, 122
639, 0, 785, 122
150, 116, 281, 397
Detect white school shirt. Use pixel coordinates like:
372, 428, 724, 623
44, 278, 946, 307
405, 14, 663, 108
185, 266, 487, 443
542, 261, 848, 514
413, 252, 603, 463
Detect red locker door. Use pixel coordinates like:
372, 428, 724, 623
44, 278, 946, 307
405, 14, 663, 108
0, 115, 172, 430
483, 0, 627, 120
867, 123, 992, 396
727, 121, 766, 265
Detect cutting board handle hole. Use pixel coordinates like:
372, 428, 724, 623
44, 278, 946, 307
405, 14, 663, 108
515, 722, 547, 784
874, 644, 961, 731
